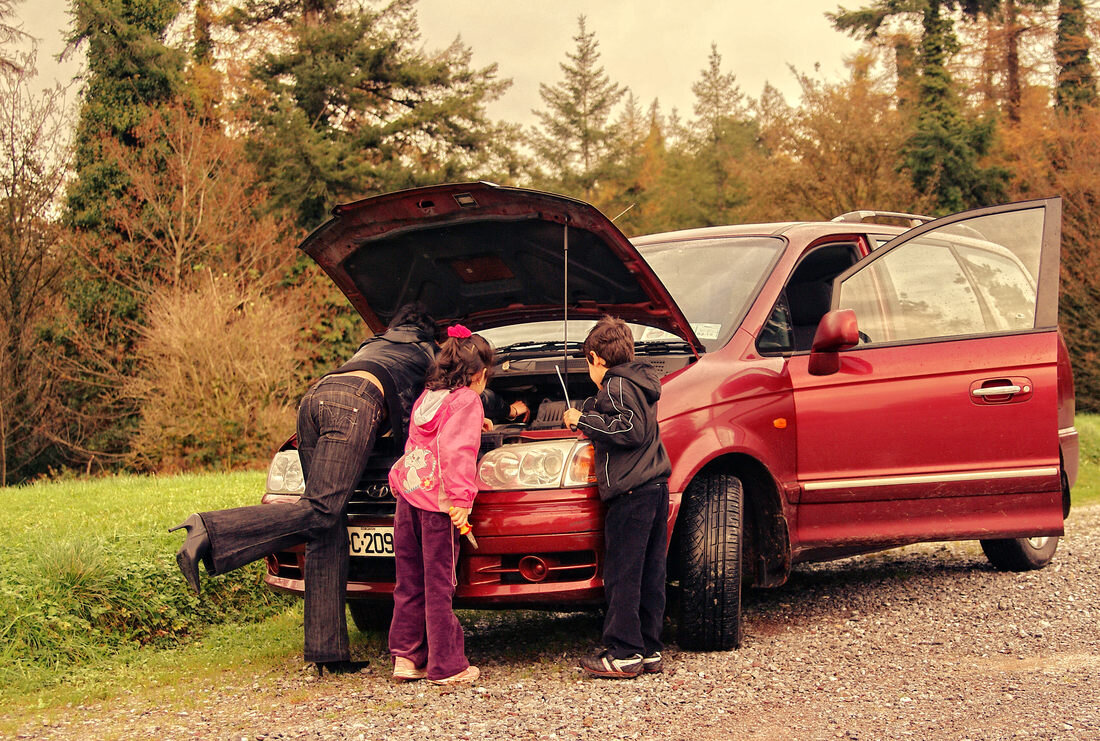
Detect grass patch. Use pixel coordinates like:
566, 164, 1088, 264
0, 471, 293, 699
0, 606, 309, 736
1073, 412, 1100, 507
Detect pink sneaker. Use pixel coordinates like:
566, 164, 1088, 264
392, 656, 427, 682
429, 665, 480, 685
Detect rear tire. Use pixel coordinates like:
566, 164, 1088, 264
980, 536, 1058, 571
348, 601, 393, 634
676, 473, 743, 651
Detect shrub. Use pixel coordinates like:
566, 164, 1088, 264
124, 276, 304, 471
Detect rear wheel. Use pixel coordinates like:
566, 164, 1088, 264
676, 473, 743, 650
348, 601, 393, 634
980, 536, 1058, 571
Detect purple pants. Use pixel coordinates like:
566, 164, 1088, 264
388, 496, 469, 680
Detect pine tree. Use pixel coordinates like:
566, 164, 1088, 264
1054, 0, 1097, 111
530, 15, 626, 200
832, 0, 1008, 213
65, 0, 186, 229
231, 0, 510, 228
682, 43, 758, 226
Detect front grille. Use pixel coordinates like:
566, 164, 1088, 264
346, 437, 401, 517
348, 557, 397, 582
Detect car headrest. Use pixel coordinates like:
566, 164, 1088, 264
787, 282, 833, 325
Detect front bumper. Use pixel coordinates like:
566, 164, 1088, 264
261, 487, 608, 609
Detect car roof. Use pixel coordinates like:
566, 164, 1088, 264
630, 220, 909, 246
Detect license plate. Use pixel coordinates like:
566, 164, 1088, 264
348, 526, 394, 557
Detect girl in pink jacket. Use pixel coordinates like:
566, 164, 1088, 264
388, 325, 491, 685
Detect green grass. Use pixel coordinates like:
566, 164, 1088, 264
0, 471, 293, 700
0, 416, 1096, 717
1073, 412, 1100, 507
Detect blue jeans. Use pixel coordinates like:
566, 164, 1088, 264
200, 374, 384, 663
602, 479, 669, 659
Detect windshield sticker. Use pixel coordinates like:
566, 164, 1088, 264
690, 323, 722, 340
639, 326, 678, 341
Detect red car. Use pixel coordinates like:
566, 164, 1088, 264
261, 183, 1078, 650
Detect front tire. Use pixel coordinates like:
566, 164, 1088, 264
348, 600, 393, 634
980, 536, 1058, 571
676, 473, 744, 650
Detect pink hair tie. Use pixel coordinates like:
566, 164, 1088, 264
447, 324, 472, 339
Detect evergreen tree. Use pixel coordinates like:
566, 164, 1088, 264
1054, 0, 1097, 111
833, 0, 1008, 213
530, 15, 626, 200
65, 0, 186, 229
230, 0, 510, 228
0, 0, 29, 74
680, 43, 758, 226
47, 0, 188, 470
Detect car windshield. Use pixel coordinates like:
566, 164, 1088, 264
635, 236, 786, 350
482, 320, 692, 356
481, 236, 784, 354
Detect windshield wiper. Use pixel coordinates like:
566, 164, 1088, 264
634, 339, 693, 355
496, 340, 583, 354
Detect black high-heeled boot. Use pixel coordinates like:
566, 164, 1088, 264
168, 514, 212, 596
316, 660, 370, 677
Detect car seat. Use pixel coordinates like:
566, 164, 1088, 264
786, 281, 833, 351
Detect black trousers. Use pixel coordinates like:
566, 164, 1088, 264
601, 479, 669, 659
199, 374, 384, 663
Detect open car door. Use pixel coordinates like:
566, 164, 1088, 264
788, 198, 1063, 552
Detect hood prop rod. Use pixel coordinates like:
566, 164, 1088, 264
562, 223, 569, 402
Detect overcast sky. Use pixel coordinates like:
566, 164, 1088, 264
17, 0, 864, 125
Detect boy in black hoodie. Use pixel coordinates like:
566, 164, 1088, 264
563, 316, 672, 679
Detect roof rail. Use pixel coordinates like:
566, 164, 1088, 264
831, 210, 934, 227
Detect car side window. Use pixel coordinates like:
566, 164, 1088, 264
837, 208, 1042, 344
758, 294, 793, 353
955, 245, 1036, 330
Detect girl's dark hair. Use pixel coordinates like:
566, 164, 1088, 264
426, 332, 494, 390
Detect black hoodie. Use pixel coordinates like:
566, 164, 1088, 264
574, 360, 672, 501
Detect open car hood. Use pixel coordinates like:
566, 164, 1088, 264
299, 182, 702, 350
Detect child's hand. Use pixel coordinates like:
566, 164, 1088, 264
448, 506, 471, 529
563, 408, 581, 429
482, 417, 494, 432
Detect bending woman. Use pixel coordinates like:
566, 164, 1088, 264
169, 303, 437, 675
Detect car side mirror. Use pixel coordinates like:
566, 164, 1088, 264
808, 309, 859, 376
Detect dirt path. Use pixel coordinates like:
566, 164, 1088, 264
12, 506, 1100, 740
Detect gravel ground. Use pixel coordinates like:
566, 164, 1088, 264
13, 505, 1100, 741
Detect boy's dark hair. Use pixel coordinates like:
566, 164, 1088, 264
389, 301, 437, 339
583, 316, 634, 367
426, 332, 494, 390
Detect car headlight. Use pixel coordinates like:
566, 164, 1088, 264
267, 449, 305, 494
478, 439, 597, 491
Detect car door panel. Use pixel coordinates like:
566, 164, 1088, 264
789, 199, 1063, 550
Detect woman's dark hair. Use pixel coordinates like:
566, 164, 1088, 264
389, 301, 436, 339
426, 332, 494, 390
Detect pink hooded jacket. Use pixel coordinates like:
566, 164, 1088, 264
388, 386, 483, 512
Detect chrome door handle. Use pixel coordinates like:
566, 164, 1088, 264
971, 385, 1022, 397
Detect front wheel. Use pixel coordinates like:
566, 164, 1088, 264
980, 536, 1058, 571
676, 473, 744, 651
348, 600, 393, 634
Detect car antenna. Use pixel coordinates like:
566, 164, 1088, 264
562, 222, 569, 400
611, 203, 635, 223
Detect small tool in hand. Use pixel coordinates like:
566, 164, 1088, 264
448, 507, 479, 549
